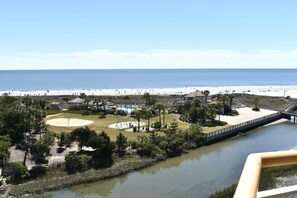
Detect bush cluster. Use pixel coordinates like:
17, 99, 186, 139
65, 154, 91, 174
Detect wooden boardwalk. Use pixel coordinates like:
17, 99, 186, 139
282, 102, 297, 118
204, 112, 284, 144
204, 101, 297, 145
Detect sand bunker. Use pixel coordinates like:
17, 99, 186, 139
108, 121, 145, 129
46, 118, 94, 127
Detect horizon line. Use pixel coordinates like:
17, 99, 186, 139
1, 68, 297, 71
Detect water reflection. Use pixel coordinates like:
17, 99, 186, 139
71, 177, 127, 198
48, 122, 297, 198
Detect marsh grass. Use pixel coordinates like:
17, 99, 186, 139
8, 157, 158, 197
259, 164, 297, 191
209, 164, 297, 198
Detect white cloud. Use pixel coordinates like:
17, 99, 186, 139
0, 49, 297, 70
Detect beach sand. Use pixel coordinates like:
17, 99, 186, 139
218, 107, 277, 125
2, 85, 297, 98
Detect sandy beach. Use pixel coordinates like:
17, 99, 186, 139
1, 85, 297, 98
218, 107, 278, 125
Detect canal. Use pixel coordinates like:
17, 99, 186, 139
48, 121, 297, 198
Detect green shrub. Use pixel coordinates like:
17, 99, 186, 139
91, 151, 113, 169
223, 104, 232, 114
65, 154, 91, 174
128, 140, 139, 149
82, 110, 90, 115
29, 166, 46, 179
30, 141, 50, 165
252, 107, 260, 111
133, 126, 137, 132
115, 110, 127, 116
152, 121, 162, 130
11, 162, 30, 184
164, 135, 184, 157
224, 109, 239, 116
231, 110, 239, 115
107, 109, 116, 114
41, 132, 55, 146
179, 114, 188, 122
202, 120, 227, 127
98, 112, 106, 119
137, 143, 165, 158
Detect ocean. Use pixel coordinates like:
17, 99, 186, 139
0, 69, 296, 91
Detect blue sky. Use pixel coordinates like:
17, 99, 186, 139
0, 0, 297, 69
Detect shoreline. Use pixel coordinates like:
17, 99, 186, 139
1, 85, 297, 98
5, 157, 159, 197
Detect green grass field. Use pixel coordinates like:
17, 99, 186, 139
45, 113, 191, 141
45, 112, 230, 140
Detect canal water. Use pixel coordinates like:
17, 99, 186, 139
48, 121, 297, 198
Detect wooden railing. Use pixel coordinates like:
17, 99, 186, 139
284, 102, 297, 113
234, 150, 297, 198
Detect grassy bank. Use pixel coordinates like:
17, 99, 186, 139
234, 94, 294, 111
6, 157, 158, 197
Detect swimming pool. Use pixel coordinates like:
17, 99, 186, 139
116, 106, 135, 114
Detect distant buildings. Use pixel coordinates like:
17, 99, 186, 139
168, 90, 207, 108
68, 98, 86, 110
184, 90, 205, 102
50, 102, 64, 110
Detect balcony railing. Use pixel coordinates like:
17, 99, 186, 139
234, 150, 297, 198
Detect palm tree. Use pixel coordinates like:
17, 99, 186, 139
203, 90, 210, 104
22, 137, 34, 166
218, 94, 228, 115
85, 96, 91, 109
32, 105, 46, 138
137, 135, 148, 144
133, 110, 142, 132
155, 104, 163, 125
229, 94, 235, 110
254, 97, 259, 110
217, 101, 223, 121
22, 96, 33, 134
79, 93, 87, 99
101, 99, 107, 111
208, 105, 217, 122
145, 109, 153, 132
198, 105, 207, 124
94, 96, 102, 110
162, 104, 166, 128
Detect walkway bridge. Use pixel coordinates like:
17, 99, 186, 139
204, 112, 283, 144
204, 101, 297, 145
282, 101, 297, 120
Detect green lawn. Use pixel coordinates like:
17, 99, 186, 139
45, 112, 228, 140
45, 113, 190, 141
